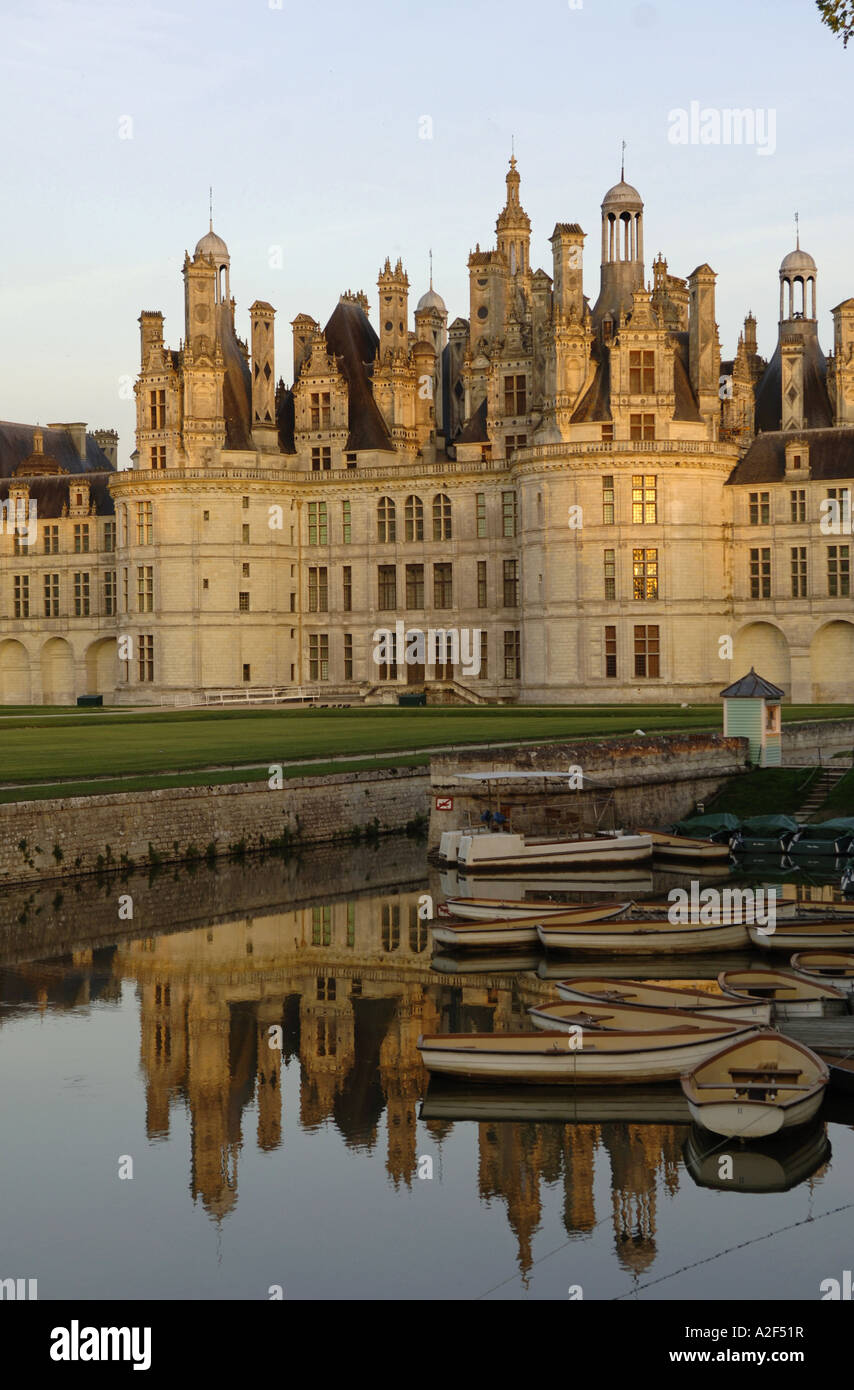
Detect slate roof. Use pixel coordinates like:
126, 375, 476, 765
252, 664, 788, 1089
571, 344, 612, 423
753, 326, 833, 433
323, 300, 394, 452
720, 667, 785, 700
726, 427, 854, 485
457, 397, 489, 444
0, 423, 114, 479
0, 471, 115, 516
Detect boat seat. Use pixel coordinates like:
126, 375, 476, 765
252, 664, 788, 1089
693, 1081, 816, 1092
728, 1066, 802, 1083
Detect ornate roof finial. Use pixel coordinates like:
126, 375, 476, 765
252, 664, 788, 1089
209, 185, 213, 232
621, 139, 626, 182
429, 247, 433, 290
795, 210, 800, 249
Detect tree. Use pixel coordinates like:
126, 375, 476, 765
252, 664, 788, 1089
817, 0, 854, 45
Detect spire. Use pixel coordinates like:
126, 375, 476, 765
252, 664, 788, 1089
795, 210, 800, 249
621, 139, 626, 182
209, 185, 213, 232
429, 247, 433, 290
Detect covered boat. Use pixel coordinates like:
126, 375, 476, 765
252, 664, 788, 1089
718, 967, 848, 1018
788, 819, 854, 859
537, 915, 751, 955
731, 815, 799, 855
554, 977, 771, 1026
671, 812, 740, 844
680, 1032, 828, 1139
417, 1020, 759, 1085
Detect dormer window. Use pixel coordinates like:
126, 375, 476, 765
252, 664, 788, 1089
785, 440, 808, 475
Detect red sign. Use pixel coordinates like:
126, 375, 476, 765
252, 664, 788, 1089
435, 796, 454, 812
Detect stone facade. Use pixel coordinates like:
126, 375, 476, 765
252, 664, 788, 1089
2, 166, 854, 704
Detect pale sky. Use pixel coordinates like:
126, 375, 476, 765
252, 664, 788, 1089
0, 0, 850, 466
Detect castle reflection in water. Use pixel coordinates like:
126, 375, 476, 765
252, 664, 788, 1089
0, 838, 834, 1283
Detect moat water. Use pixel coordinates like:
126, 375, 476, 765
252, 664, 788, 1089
1, 839, 852, 1301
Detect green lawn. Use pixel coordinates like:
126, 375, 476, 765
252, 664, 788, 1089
705, 767, 820, 819
813, 768, 854, 821
0, 701, 852, 800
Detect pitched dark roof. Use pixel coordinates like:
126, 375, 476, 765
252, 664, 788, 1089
726, 427, 854, 485
753, 325, 833, 433
0, 423, 114, 479
220, 314, 253, 450
322, 300, 393, 452
571, 345, 611, 423
673, 343, 702, 422
457, 397, 488, 444
276, 381, 296, 454
0, 471, 115, 517
720, 667, 785, 699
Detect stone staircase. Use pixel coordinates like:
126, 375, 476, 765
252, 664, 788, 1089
795, 766, 849, 823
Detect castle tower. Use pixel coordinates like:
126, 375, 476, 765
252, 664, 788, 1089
550, 223, 585, 323
687, 263, 721, 429
778, 237, 818, 430
377, 258, 410, 358
829, 298, 854, 425
591, 165, 644, 336
181, 246, 226, 464
249, 301, 278, 451
414, 263, 448, 437
496, 156, 531, 279
779, 234, 817, 323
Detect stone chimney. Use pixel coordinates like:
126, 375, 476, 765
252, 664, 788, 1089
48, 422, 88, 461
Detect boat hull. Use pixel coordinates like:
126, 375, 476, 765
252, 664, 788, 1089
642, 831, 731, 863
749, 923, 854, 952
554, 979, 771, 1026
457, 831, 653, 872
418, 1026, 759, 1085
684, 1091, 824, 1139
441, 897, 627, 923
538, 920, 750, 954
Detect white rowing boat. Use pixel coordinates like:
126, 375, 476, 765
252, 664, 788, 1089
417, 1021, 760, 1085
553, 977, 772, 1026
456, 829, 653, 872
639, 829, 731, 863
680, 1032, 828, 1139
718, 967, 848, 1018
537, 916, 750, 955
430, 903, 633, 949
748, 920, 854, 952
790, 951, 854, 995
440, 896, 629, 922
528, 999, 745, 1034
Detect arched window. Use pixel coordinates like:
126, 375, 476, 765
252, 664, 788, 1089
405, 495, 423, 542
433, 493, 452, 541
377, 496, 396, 543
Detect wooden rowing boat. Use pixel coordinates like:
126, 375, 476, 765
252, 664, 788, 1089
718, 968, 848, 1018
680, 1032, 828, 1139
430, 903, 633, 949
748, 920, 854, 951
440, 896, 629, 922
416, 1021, 759, 1085
553, 977, 772, 1026
814, 1048, 854, 1095
537, 916, 750, 954
528, 999, 745, 1034
638, 829, 731, 863
790, 951, 854, 995
456, 829, 653, 872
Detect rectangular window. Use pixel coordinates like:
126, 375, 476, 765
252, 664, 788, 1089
633, 624, 660, 678
477, 559, 488, 609
405, 563, 424, 610
307, 501, 327, 546
43, 573, 59, 618
377, 564, 397, 610
604, 548, 616, 600
73, 572, 90, 617
405, 495, 424, 541
342, 500, 351, 544
311, 446, 332, 471
104, 520, 116, 552
13, 574, 29, 618
501, 491, 518, 538
503, 630, 521, 680
241, 524, 250, 544
136, 501, 152, 545
242, 496, 250, 510
629, 349, 655, 394
308, 567, 328, 613
149, 446, 166, 470
138, 634, 154, 682
601, 423, 614, 442
43, 524, 59, 554
434, 562, 453, 609
377, 629, 398, 681
309, 633, 329, 681
503, 559, 519, 607
602, 475, 615, 525
74, 522, 90, 553
310, 391, 331, 430
605, 625, 617, 679
149, 388, 165, 429
503, 373, 527, 415
828, 545, 851, 598
790, 546, 807, 598
632, 548, 658, 600
629, 414, 655, 441
137, 564, 153, 612
13, 527, 29, 556
122, 568, 128, 612
476, 493, 487, 538
749, 491, 770, 525
505, 434, 527, 458
343, 633, 353, 681
478, 632, 488, 679
103, 570, 116, 615
238, 591, 250, 612
342, 565, 352, 612
631, 474, 657, 523
749, 547, 771, 599
790, 489, 806, 523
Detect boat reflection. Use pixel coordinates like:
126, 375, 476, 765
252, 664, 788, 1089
683, 1120, 831, 1193
421, 1079, 691, 1125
